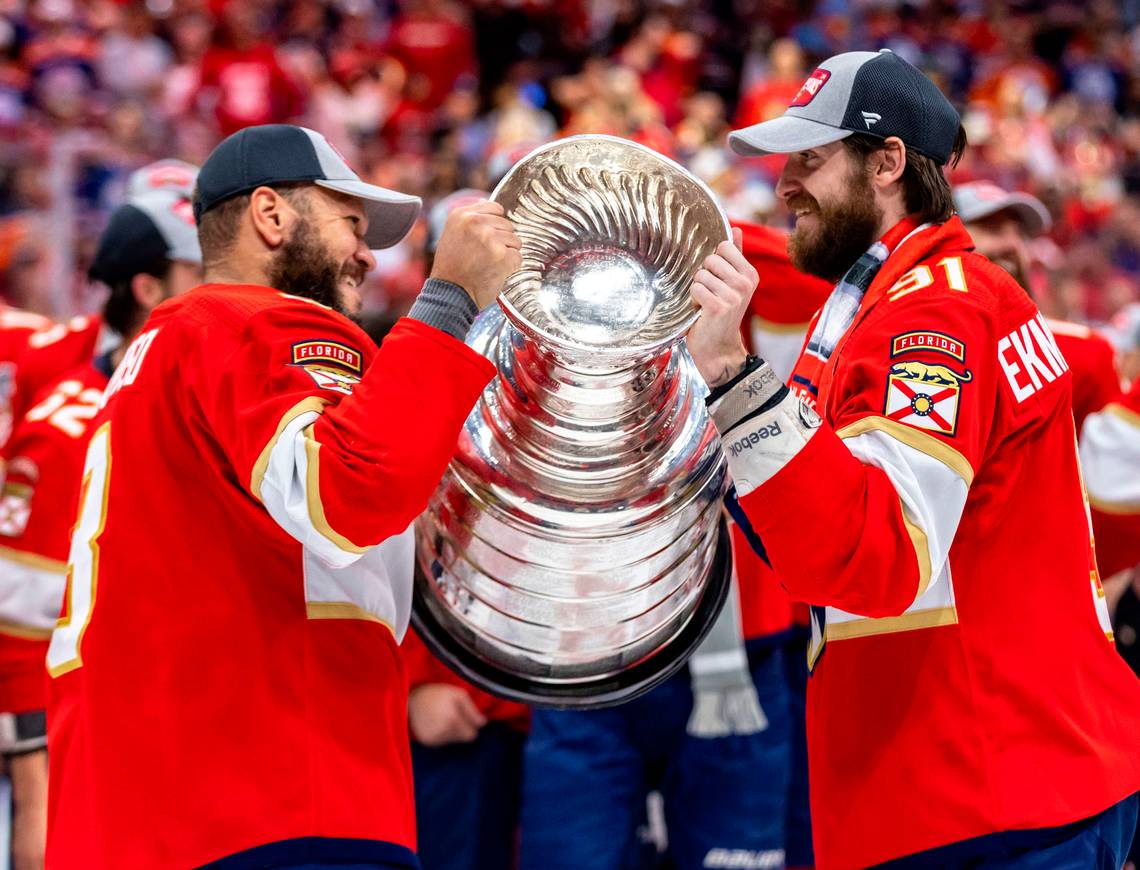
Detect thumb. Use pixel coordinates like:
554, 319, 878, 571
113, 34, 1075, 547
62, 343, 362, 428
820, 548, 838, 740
732, 226, 743, 249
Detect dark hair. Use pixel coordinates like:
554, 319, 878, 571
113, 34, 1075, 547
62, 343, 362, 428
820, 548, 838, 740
196, 183, 311, 269
103, 257, 172, 336
843, 126, 967, 224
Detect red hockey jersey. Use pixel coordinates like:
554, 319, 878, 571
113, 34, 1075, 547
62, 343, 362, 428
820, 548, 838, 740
0, 362, 107, 713
1047, 318, 1120, 433
11, 315, 104, 426
727, 219, 1140, 868
0, 306, 54, 450
46, 284, 494, 868
1080, 379, 1140, 578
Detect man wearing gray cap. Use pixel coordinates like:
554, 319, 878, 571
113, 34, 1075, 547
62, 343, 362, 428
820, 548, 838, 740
684, 49, 1140, 868
0, 186, 202, 870
45, 125, 520, 869
955, 180, 1120, 432
8, 159, 204, 428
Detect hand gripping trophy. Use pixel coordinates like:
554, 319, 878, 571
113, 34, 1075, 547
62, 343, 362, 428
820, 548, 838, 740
414, 136, 736, 706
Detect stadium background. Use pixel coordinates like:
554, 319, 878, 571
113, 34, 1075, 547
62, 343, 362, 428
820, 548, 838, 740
0, 0, 1137, 341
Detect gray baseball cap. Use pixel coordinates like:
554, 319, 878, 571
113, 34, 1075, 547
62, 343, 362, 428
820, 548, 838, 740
90, 189, 201, 285
728, 48, 961, 165
954, 181, 1051, 237
194, 124, 421, 250
126, 159, 200, 199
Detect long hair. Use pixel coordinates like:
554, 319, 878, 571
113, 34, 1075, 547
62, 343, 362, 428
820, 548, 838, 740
843, 126, 967, 224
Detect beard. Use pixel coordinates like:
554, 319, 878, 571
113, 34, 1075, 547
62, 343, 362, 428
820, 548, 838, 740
267, 218, 364, 319
787, 167, 883, 283
991, 254, 1030, 293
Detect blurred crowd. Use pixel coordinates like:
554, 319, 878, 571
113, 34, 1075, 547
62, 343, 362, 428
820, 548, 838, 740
0, 0, 1139, 341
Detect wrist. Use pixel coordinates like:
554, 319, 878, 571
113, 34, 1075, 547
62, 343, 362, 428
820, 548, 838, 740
701, 349, 751, 388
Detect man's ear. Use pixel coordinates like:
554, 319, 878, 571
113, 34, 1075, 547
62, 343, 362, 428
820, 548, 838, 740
871, 136, 907, 191
130, 271, 166, 315
248, 186, 293, 249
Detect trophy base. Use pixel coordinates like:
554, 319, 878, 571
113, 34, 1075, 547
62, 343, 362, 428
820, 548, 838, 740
409, 517, 733, 710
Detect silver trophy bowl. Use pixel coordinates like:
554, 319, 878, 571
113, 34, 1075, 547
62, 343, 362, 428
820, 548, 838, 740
412, 135, 733, 707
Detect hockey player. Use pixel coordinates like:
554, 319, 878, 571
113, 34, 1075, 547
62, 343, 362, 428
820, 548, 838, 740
684, 49, 1140, 868
0, 187, 201, 870
1080, 378, 1140, 580
45, 125, 520, 868
9, 160, 201, 429
954, 181, 1120, 432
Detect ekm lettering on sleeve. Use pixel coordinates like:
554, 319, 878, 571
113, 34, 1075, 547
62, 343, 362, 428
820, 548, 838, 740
996, 313, 1069, 403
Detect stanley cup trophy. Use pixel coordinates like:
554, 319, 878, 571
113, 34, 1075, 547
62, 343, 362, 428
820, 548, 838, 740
412, 135, 734, 707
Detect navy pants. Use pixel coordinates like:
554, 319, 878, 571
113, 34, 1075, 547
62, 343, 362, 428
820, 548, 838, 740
782, 628, 813, 869
411, 722, 525, 870
875, 793, 1138, 869
519, 643, 790, 870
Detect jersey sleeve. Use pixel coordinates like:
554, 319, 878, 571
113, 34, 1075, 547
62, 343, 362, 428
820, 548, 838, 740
1072, 334, 1121, 434
714, 289, 996, 618
1080, 385, 1140, 577
201, 304, 495, 569
0, 378, 100, 635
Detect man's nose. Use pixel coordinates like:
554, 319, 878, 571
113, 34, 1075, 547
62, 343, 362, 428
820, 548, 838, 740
775, 170, 800, 202
356, 240, 377, 273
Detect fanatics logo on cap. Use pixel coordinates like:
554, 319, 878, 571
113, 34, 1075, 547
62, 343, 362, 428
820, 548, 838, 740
789, 68, 831, 107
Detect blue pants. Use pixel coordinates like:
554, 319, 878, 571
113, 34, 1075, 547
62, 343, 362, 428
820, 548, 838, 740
519, 643, 790, 870
782, 628, 813, 869
874, 793, 1138, 869
411, 722, 525, 870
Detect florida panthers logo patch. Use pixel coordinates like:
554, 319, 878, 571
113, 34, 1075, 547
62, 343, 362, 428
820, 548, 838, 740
884, 361, 972, 436
291, 340, 363, 396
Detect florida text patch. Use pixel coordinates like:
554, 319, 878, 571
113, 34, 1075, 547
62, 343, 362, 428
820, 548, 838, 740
291, 341, 362, 373
890, 331, 965, 362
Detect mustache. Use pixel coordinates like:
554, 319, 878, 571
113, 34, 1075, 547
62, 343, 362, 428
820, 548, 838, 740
340, 263, 367, 286
787, 194, 819, 214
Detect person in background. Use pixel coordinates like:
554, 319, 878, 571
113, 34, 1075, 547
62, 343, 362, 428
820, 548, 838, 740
1080, 379, 1140, 583
0, 185, 201, 870
954, 181, 1121, 433
733, 218, 832, 870
10, 161, 200, 432
518, 239, 793, 870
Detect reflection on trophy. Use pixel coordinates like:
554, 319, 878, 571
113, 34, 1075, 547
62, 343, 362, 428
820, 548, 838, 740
413, 135, 733, 707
